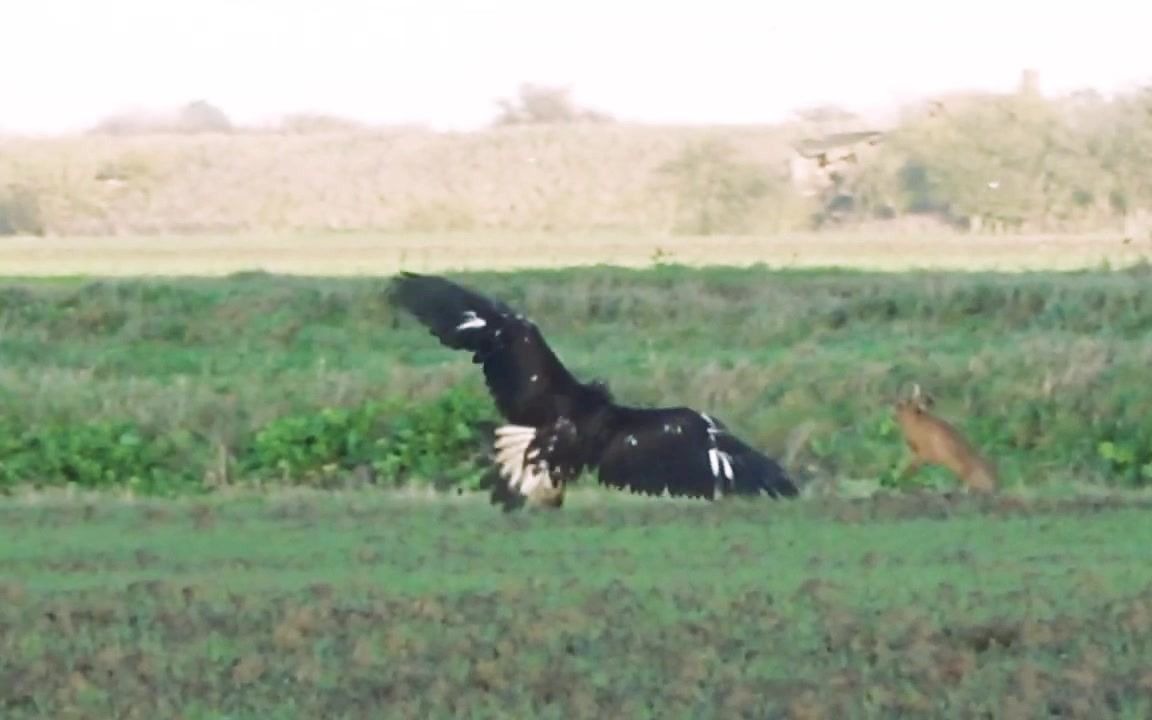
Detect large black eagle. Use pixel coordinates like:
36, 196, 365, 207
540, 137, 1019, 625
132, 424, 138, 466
388, 272, 798, 506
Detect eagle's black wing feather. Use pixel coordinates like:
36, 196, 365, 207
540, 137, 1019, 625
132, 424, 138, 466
388, 272, 587, 427
386, 273, 513, 352
714, 431, 798, 499
389, 272, 796, 506
595, 407, 797, 500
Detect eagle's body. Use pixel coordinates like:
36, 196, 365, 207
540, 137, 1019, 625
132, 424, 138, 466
388, 272, 798, 504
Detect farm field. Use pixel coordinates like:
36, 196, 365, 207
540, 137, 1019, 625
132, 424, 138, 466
3, 490, 1152, 718
2, 248, 1152, 718
1, 260, 1150, 492
0, 230, 1149, 277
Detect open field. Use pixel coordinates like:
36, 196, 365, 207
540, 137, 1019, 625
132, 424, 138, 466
2, 255, 1151, 717
1, 263, 1151, 493
3, 490, 1152, 718
4, 90, 1151, 718
1, 231, 1150, 276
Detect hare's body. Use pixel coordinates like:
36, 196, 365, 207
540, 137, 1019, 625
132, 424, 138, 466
894, 385, 998, 493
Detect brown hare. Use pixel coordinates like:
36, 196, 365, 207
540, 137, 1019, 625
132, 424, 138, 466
893, 384, 998, 494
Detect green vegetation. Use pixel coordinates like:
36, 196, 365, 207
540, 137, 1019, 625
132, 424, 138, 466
2, 263, 1150, 718
2, 491, 1150, 718
1, 264, 1150, 494
854, 88, 1152, 233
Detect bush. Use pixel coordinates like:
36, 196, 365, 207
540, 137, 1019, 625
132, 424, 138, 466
493, 83, 613, 126
0, 384, 497, 495
656, 137, 779, 235
242, 386, 493, 490
0, 183, 45, 236
0, 419, 199, 494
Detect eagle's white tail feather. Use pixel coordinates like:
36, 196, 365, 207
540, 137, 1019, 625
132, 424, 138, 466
495, 424, 536, 437
718, 452, 734, 481
495, 449, 521, 468
492, 424, 553, 496
494, 426, 535, 449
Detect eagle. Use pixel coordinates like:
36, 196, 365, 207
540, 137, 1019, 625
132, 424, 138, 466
387, 272, 798, 507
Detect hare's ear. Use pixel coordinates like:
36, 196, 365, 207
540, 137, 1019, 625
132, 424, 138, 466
908, 382, 935, 411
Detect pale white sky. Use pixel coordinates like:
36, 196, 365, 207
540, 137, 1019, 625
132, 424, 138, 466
3, 0, 1150, 134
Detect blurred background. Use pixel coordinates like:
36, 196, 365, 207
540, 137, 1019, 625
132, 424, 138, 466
1, 0, 1149, 273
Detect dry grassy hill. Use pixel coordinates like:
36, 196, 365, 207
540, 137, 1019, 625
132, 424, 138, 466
0, 125, 801, 236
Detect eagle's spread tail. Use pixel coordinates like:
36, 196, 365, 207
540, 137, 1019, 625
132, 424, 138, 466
492, 419, 581, 493
486, 424, 572, 512
493, 425, 554, 497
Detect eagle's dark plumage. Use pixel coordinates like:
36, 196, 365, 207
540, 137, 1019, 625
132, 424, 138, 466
388, 272, 798, 504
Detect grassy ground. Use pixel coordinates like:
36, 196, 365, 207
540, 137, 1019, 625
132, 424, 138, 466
3, 256, 1151, 717
1, 263, 1150, 492
3, 490, 1151, 718
0, 231, 1149, 276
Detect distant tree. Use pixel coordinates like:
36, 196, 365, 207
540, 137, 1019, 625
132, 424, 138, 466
1093, 87, 1152, 217
177, 100, 232, 133
656, 137, 778, 235
879, 92, 1106, 230
493, 83, 613, 126
90, 100, 233, 135
90, 112, 154, 135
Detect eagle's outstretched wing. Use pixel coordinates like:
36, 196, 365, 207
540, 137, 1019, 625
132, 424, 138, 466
389, 272, 798, 506
595, 408, 798, 500
710, 425, 798, 499
388, 272, 589, 427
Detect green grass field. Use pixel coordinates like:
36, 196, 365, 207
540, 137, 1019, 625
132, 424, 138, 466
3, 258, 1152, 717
2, 262, 1151, 492
3, 490, 1152, 718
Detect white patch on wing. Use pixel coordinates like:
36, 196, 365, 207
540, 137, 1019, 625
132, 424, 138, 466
493, 424, 554, 496
718, 452, 734, 481
700, 412, 722, 439
707, 448, 735, 481
456, 311, 487, 330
